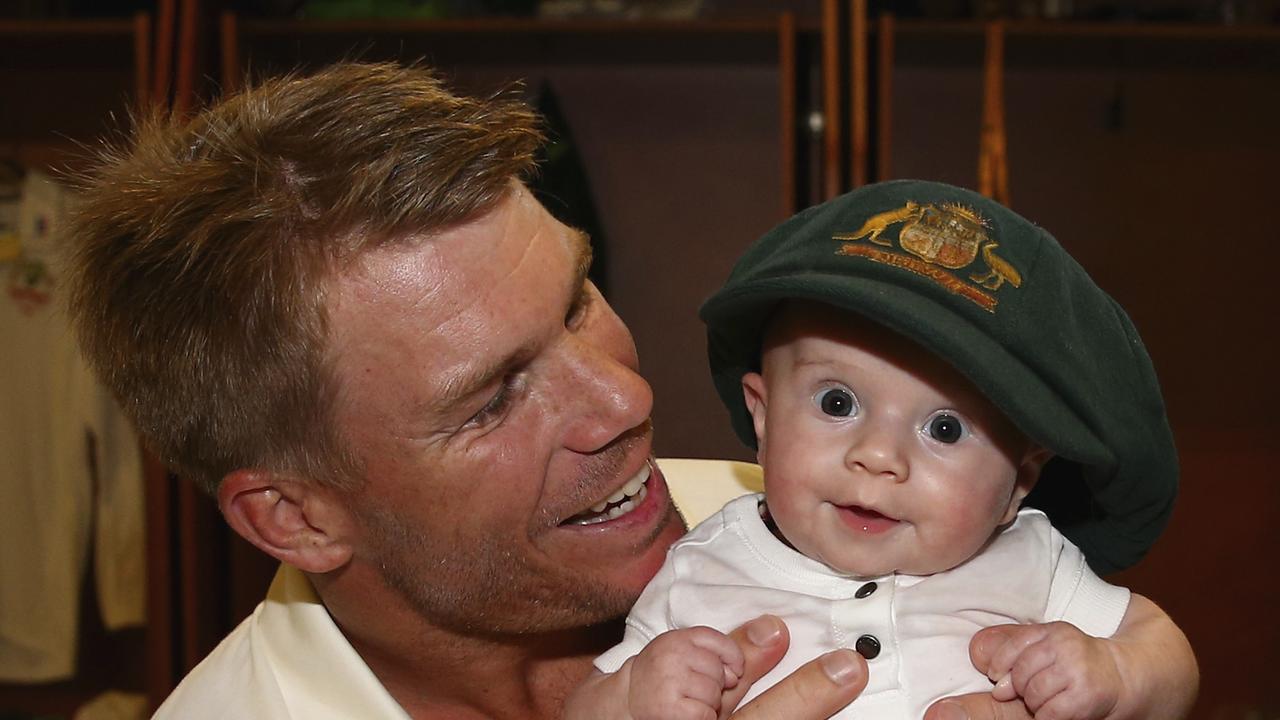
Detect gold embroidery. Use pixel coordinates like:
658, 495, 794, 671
837, 244, 997, 312
900, 203, 985, 269
970, 242, 1022, 290
835, 202, 922, 247
832, 201, 1021, 312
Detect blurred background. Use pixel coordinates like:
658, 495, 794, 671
2, 0, 1277, 717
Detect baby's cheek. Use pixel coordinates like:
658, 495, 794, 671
768, 494, 820, 550
932, 517, 999, 570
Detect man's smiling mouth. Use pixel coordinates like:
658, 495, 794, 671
562, 463, 652, 526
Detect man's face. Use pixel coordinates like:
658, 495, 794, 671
325, 185, 684, 635
744, 302, 1035, 578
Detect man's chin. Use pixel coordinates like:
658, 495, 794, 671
553, 463, 685, 574
590, 500, 686, 600
544, 500, 684, 621
461, 573, 646, 638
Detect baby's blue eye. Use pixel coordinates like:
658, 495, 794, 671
815, 387, 856, 417
927, 414, 964, 443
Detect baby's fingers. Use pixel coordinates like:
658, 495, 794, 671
971, 624, 1048, 683
645, 628, 739, 693
977, 624, 1070, 712
1007, 639, 1063, 710
681, 669, 733, 710
685, 626, 747, 688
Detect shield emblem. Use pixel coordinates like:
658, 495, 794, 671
899, 205, 987, 270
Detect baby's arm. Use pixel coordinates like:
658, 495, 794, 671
979, 594, 1196, 720
565, 627, 746, 720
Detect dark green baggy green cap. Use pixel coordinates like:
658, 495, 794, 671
700, 180, 1177, 574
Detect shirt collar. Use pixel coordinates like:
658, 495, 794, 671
254, 564, 412, 720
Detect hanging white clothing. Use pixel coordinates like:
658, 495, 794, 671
0, 171, 144, 682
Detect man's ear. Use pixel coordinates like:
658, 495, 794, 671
218, 469, 355, 574
1000, 446, 1055, 525
742, 372, 769, 460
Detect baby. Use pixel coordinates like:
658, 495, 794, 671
565, 180, 1181, 719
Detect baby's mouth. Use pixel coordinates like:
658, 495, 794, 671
839, 504, 899, 534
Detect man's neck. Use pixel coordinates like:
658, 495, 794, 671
316, 568, 621, 719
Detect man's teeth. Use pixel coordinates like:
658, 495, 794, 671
599, 485, 647, 520
591, 466, 650, 513
574, 464, 651, 525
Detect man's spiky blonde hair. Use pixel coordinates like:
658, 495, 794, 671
66, 61, 544, 494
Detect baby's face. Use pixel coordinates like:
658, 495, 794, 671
742, 302, 1042, 577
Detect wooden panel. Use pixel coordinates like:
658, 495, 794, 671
0, 20, 139, 153
152, 0, 175, 105
876, 12, 894, 181
821, 0, 842, 198
142, 454, 174, 710
779, 11, 798, 216
219, 10, 239, 95
174, 0, 199, 116
134, 12, 151, 109
978, 20, 1009, 203
850, 0, 868, 187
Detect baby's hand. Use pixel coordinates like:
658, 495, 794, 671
563, 626, 744, 720
625, 626, 746, 720
981, 621, 1122, 720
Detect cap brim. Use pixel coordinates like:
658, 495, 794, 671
703, 273, 1112, 471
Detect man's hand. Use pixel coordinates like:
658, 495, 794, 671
721, 615, 867, 720
924, 694, 1033, 720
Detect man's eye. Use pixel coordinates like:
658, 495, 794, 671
926, 413, 965, 443
814, 387, 856, 417
565, 285, 591, 330
467, 375, 523, 428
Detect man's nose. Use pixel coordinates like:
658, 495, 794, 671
559, 329, 653, 454
844, 421, 909, 481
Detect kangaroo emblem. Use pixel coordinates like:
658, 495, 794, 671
834, 201, 1022, 291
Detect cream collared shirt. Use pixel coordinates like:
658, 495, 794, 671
152, 459, 760, 719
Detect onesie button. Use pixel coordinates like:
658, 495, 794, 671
854, 581, 877, 599
855, 634, 881, 659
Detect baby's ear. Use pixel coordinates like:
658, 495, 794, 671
1001, 446, 1055, 524
741, 372, 769, 457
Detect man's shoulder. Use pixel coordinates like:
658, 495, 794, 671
153, 612, 289, 719
154, 564, 413, 720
